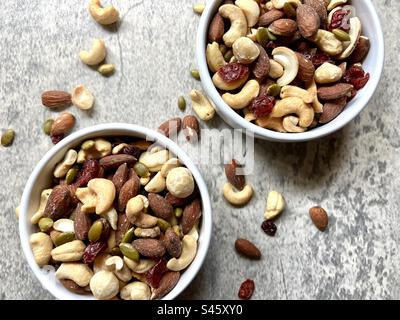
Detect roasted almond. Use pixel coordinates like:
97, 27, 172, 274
158, 118, 182, 138
43, 185, 75, 220
252, 44, 270, 79
151, 272, 180, 300
112, 163, 129, 194
208, 13, 224, 43
181, 198, 202, 235
295, 52, 315, 83
304, 0, 327, 24
118, 174, 140, 212
60, 279, 89, 295
182, 115, 200, 142
148, 193, 173, 220
115, 214, 132, 245
99, 154, 137, 170
133, 239, 166, 258
319, 97, 347, 124
225, 159, 245, 191
165, 193, 192, 207
297, 4, 320, 38
309, 206, 328, 231
42, 90, 72, 109
74, 203, 92, 241
268, 19, 298, 37
235, 239, 261, 260
163, 228, 182, 258
258, 9, 285, 27
317, 83, 353, 100
50, 112, 75, 137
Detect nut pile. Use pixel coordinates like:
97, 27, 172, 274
29, 137, 202, 300
206, 0, 370, 132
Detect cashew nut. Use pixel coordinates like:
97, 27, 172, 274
270, 97, 314, 128
101, 207, 118, 230
336, 17, 361, 60
90, 270, 119, 300
79, 39, 107, 66
133, 213, 158, 228
280, 85, 314, 104
212, 71, 249, 91
93, 253, 112, 273
314, 62, 343, 84
139, 149, 171, 172
282, 116, 307, 133
71, 85, 95, 110
246, 28, 258, 42
121, 282, 151, 300
31, 189, 53, 224
223, 182, 253, 206
264, 191, 286, 220
126, 195, 145, 221
88, 178, 116, 215
206, 42, 227, 72
272, 47, 299, 86
327, 0, 347, 11
77, 138, 112, 163
187, 223, 199, 241
30, 232, 53, 267
166, 167, 195, 199
243, 107, 257, 122
255, 116, 287, 132
76, 188, 97, 213
134, 227, 161, 239
306, 79, 323, 113
232, 37, 260, 64
189, 90, 216, 121
219, 4, 248, 47
106, 256, 132, 282
53, 219, 75, 233
112, 143, 128, 155
235, 0, 260, 27
144, 172, 166, 193
271, 0, 301, 9
89, 0, 119, 25
140, 175, 151, 186
310, 30, 343, 56
56, 263, 93, 287
167, 235, 197, 271
53, 149, 78, 178
51, 240, 86, 262
124, 257, 156, 274
269, 59, 284, 79
222, 79, 260, 109
161, 158, 182, 178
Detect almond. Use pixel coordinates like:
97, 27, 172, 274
118, 174, 140, 212
297, 4, 320, 38
115, 214, 131, 245
74, 203, 92, 241
319, 97, 347, 124
309, 206, 328, 231
208, 13, 225, 43
295, 52, 315, 83
50, 112, 75, 137
182, 115, 200, 142
181, 198, 202, 235
317, 83, 353, 100
252, 44, 270, 80
133, 239, 166, 258
304, 0, 327, 24
60, 279, 89, 295
148, 193, 173, 220
42, 90, 72, 109
99, 154, 137, 170
158, 118, 182, 138
235, 239, 261, 260
258, 9, 285, 27
165, 192, 192, 207
268, 19, 298, 37
348, 36, 370, 64
163, 228, 182, 258
112, 163, 129, 194
43, 185, 75, 220
225, 159, 245, 191
151, 271, 180, 300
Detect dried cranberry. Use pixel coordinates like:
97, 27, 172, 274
238, 279, 255, 300
329, 9, 351, 31
145, 259, 168, 289
217, 63, 249, 83
82, 242, 107, 264
74, 159, 101, 187
261, 220, 277, 237
344, 65, 370, 90
122, 145, 141, 159
311, 52, 332, 68
51, 134, 64, 145
249, 96, 275, 118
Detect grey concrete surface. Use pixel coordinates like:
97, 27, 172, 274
0, 0, 399, 300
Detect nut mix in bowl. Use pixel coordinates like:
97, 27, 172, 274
27, 134, 204, 300
205, 0, 371, 133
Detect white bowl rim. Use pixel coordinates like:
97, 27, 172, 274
19, 123, 212, 300
196, 0, 385, 142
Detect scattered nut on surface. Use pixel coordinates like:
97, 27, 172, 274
89, 0, 119, 25
79, 38, 106, 66
71, 85, 95, 110
309, 206, 329, 231
264, 191, 286, 220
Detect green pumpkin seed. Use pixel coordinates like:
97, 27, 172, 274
38, 218, 54, 232
55, 232, 75, 246
1, 129, 15, 147
190, 69, 201, 80
178, 96, 186, 112
332, 29, 351, 41
174, 207, 183, 218
110, 247, 123, 256
134, 162, 149, 178
219, 44, 228, 55
157, 218, 171, 232
121, 227, 135, 243
119, 243, 139, 262
88, 220, 103, 242
267, 84, 281, 97
283, 3, 296, 19
98, 64, 115, 76
256, 28, 269, 47
66, 167, 78, 185
224, 50, 233, 62
43, 119, 54, 136
81, 140, 95, 151
267, 29, 277, 41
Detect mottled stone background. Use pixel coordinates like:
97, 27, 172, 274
0, 0, 398, 300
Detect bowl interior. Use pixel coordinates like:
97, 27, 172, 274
19, 124, 212, 300
197, 0, 384, 142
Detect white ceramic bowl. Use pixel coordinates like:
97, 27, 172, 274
19, 123, 212, 300
196, 0, 384, 142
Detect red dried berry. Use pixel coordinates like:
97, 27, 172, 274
329, 9, 351, 31
261, 220, 277, 237
311, 52, 332, 68
238, 279, 255, 300
51, 134, 64, 145
74, 159, 101, 187
145, 259, 168, 289
82, 242, 107, 264
249, 96, 276, 118
218, 63, 249, 83
343, 65, 370, 90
